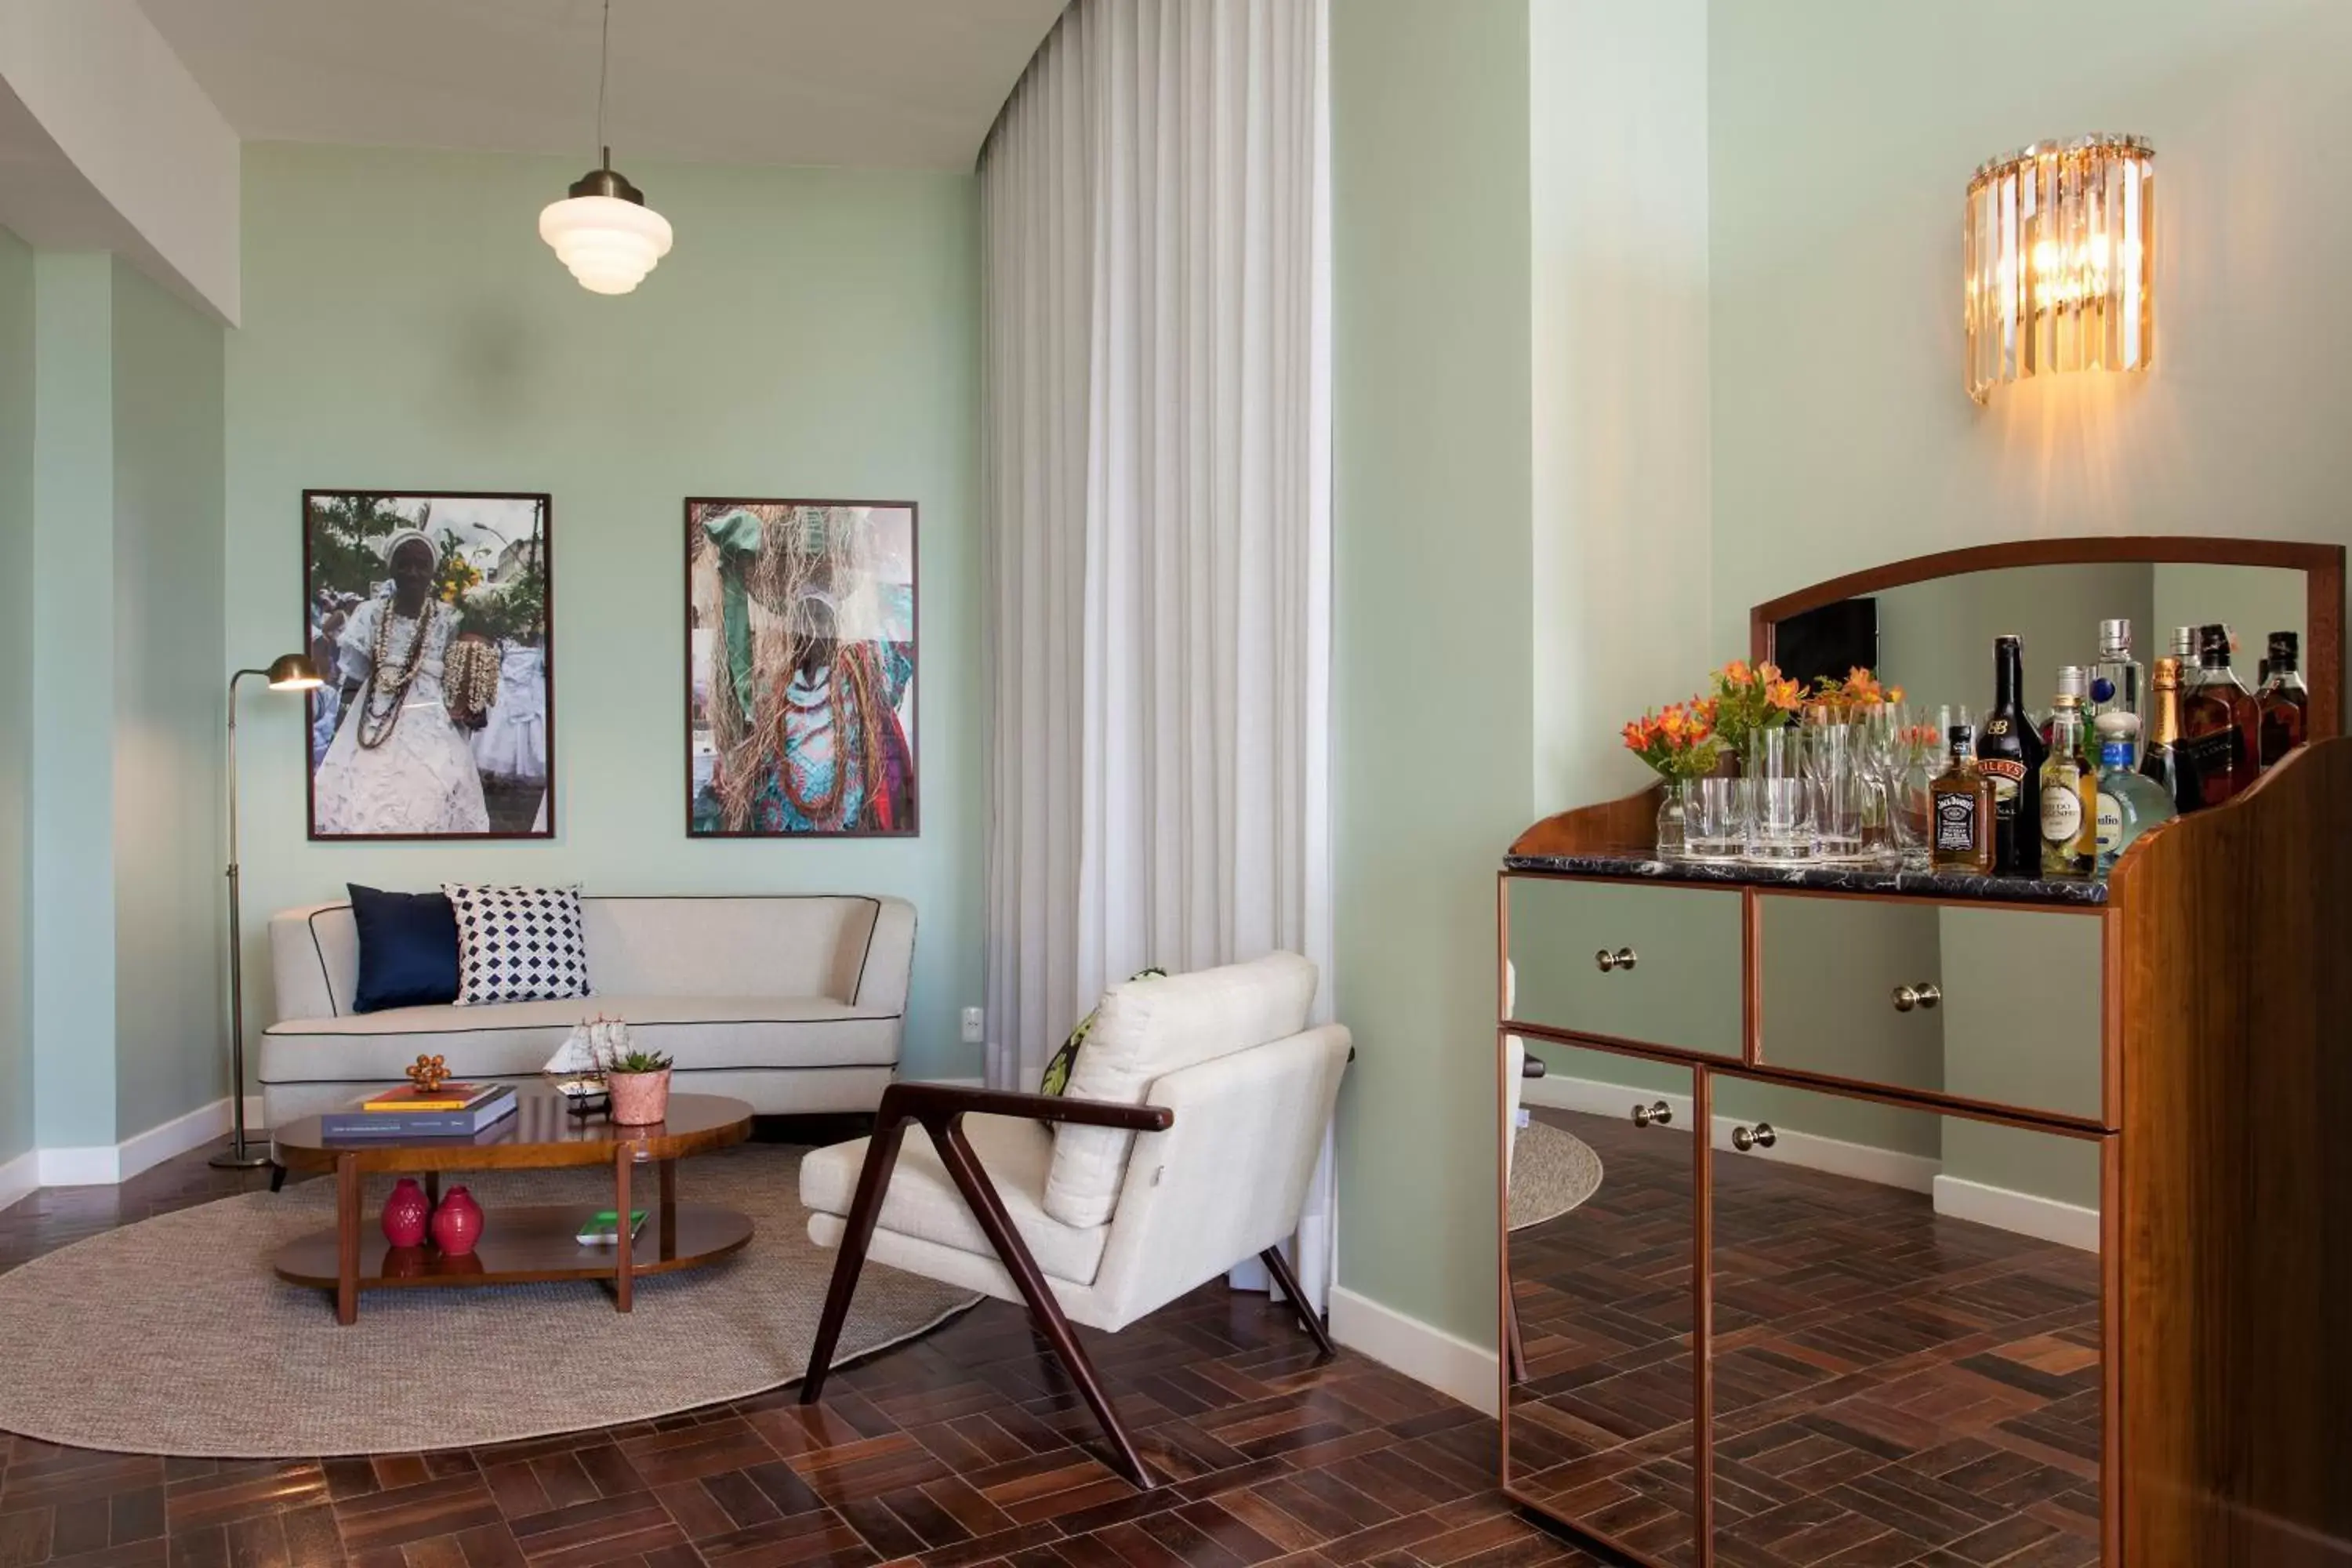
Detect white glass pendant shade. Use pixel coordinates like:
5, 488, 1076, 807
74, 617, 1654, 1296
539, 163, 672, 295
1965, 134, 2153, 402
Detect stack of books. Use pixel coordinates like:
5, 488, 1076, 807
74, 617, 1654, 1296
321, 1081, 518, 1139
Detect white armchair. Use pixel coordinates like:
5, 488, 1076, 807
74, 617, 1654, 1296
797, 953, 1351, 1485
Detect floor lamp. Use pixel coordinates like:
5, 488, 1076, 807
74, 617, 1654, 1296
212, 652, 323, 1170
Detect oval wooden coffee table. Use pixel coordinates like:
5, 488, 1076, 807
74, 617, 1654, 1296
272, 1091, 753, 1324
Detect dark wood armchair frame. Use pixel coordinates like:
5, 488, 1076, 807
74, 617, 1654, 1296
800, 1080, 1337, 1486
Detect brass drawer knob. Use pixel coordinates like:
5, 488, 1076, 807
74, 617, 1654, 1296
1631, 1100, 1672, 1128
1594, 946, 1639, 973
1731, 1121, 1777, 1152
1890, 982, 1943, 1012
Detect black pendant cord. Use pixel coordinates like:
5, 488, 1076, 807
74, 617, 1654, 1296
597, 0, 612, 169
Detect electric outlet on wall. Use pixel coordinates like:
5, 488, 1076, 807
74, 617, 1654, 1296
960, 1006, 985, 1044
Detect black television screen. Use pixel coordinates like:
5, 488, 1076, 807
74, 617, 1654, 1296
1773, 597, 1878, 691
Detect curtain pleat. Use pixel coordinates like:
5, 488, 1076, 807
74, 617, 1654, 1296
980, 0, 1334, 1300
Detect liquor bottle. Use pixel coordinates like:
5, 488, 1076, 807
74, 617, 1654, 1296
2256, 630, 2310, 768
2169, 625, 2197, 668
1976, 635, 2046, 875
2140, 655, 2200, 814
2180, 624, 2260, 808
2089, 618, 2142, 724
2092, 710, 2176, 875
1929, 708, 1994, 876
2038, 668, 2096, 877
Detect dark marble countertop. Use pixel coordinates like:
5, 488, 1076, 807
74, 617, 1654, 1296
1500, 849, 2111, 906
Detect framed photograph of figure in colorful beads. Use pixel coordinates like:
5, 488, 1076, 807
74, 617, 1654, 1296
684, 499, 917, 837
303, 490, 555, 840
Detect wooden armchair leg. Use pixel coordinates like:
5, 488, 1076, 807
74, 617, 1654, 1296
1505, 1283, 1528, 1384
800, 1116, 913, 1404
1257, 1245, 1336, 1359
929, 1121, 1154, 1489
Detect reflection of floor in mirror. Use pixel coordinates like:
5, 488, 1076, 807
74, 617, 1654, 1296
1508, 1106, 2102, 1568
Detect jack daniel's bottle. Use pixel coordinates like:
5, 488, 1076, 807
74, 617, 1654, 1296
1976, 635, 2046, 875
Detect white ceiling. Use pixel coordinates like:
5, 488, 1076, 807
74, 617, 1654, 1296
133, 0, 1068, 171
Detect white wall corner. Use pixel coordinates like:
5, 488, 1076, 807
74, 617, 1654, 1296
1933, 1174, 2100, 1253
0, 1149, 38, 1215
1330, 1285, 1500, 1417
32, 1094, 239, 1189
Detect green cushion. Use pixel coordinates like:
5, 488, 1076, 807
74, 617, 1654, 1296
1041, 967, 1166, 1096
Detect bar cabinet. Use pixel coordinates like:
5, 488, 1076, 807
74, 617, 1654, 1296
1496, 537, 2348, 1567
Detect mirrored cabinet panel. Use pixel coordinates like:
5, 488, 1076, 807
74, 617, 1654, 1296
1708, 1077, 2106, 1566
1504, 878, 1743, 1058
1757, 895, 2106, 1123
1503, 1036, 1700, 1566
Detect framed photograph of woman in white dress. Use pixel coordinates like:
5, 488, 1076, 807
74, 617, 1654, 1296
303, 490, 554, 840
685, 498, 916, 837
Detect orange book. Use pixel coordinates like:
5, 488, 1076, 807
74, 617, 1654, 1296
360, 1083, 497, 1113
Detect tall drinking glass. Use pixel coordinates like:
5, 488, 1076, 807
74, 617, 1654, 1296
1745, 728, 1815, 862
1807, 708, 1867, 862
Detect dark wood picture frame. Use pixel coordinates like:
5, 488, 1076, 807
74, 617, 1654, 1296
301, 488, 557, 842
682, 496, 920, 839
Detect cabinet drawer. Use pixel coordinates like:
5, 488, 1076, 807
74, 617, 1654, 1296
1756, 894, 2105, 1124
1503, 878, 1742, 1058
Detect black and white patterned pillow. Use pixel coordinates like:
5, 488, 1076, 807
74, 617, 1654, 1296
441, 884, 592, 1005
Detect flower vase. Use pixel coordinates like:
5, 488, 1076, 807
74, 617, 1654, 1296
429, 1186, 485, 1256
1654, 786, 1687, 860
381, 1177, 430, 1247
608, 1068, 673, 1126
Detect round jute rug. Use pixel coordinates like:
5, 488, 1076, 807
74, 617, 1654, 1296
1508, 1120, 1603, 1231
0, 1143, 978, 1457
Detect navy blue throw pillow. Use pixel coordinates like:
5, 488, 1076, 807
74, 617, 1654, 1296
347, 884, 461, 1013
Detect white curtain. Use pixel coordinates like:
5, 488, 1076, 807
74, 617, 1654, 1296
980, 0, 1334, 1301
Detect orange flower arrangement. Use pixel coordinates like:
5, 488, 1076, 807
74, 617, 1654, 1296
1708, 659, 1804, 755
1806, 666, 1906, 719
1621, 699, 1726, 782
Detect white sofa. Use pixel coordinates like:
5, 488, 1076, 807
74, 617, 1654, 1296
262, 895, 915, 1124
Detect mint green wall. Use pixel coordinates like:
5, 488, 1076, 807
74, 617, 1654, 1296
0, 228, 32, 1167
1708, 0, 2352, 671
227, 144, 982, 1080
28, 253, 119, 1149
1331, 0, 1533, 1345
111, 259, 227, 1139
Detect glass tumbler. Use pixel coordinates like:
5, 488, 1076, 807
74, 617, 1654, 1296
1685, 775, 1748, 862
1744, 728, 1816, 862
1807, 713, 1868, 862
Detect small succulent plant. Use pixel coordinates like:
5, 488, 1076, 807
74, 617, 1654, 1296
602, 1046, 674, 1076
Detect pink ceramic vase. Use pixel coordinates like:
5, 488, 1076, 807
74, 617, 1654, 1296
429, 1185, 485, 1256
608, 1069, 673, 1126
381, 1177, 430, 1247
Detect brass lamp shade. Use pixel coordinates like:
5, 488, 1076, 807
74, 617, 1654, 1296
265, 653, 324, 691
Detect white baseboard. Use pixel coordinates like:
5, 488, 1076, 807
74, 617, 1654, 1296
1718, 1119, 1939, 1195
1525, 1072, 1694, 1127
1529, 1073, 2094, 1238
34, 1095, 241, 1189
0, 1149, 36, 1214
1329, 1285, 1498, 1417
1933, 1174, 2100, 1253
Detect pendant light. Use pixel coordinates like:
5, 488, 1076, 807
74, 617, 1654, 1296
539, 0, 673, 295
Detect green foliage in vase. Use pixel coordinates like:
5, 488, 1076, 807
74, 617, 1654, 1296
602, 1047, 675, 1075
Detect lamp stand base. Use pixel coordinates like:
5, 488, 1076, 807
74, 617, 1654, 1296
209, 1143, 274, 1171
